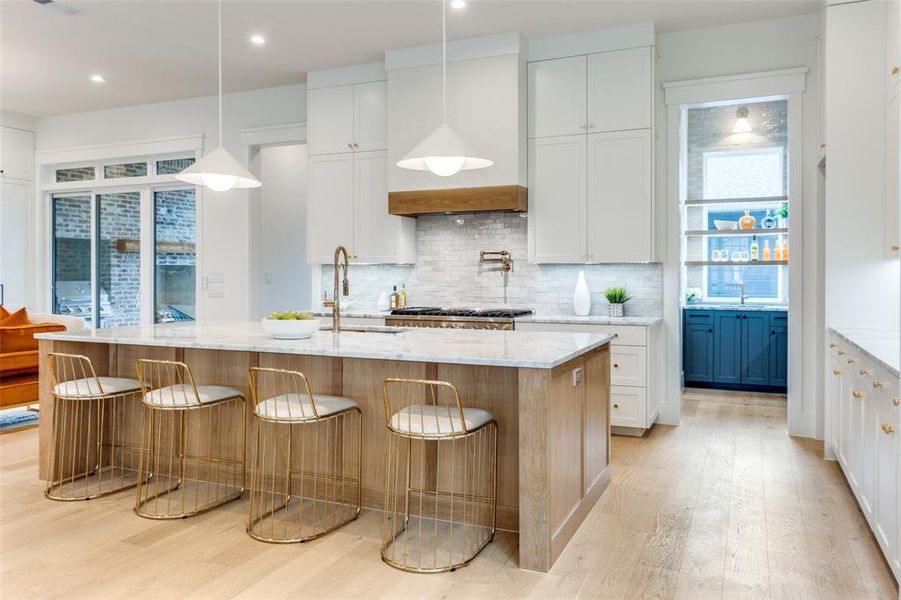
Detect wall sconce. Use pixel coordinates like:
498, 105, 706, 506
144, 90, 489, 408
732, 106, 752, 133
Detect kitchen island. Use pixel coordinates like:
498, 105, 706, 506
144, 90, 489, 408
36, 322, 613, 572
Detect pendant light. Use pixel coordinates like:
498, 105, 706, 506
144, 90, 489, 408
176, 0, 261, 191
396, 0, 492, 177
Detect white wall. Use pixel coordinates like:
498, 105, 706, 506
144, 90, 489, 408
655, 14, 825, 437
34, 84, 306, 321
254, 144, 311, 318
1, 111, 36, 131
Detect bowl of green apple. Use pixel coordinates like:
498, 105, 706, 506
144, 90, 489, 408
262, 311, 320, 339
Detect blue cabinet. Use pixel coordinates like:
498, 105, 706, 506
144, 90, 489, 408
683, 311, 714, 382
713, 311, 742, 385
683, 309, 787, 390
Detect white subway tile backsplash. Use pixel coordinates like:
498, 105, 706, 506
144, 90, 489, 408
321, 212, 662, 317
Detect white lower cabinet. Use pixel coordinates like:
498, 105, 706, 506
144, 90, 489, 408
515, 320, 659, 432
827, 332, 900, 583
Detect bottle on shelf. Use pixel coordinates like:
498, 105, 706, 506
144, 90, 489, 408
390, 286, 399, 310
774, 237, 783, 261
782, 239, 789, 262
750, 235, 759, 261
739, 210, 757, 230
763, 240, 771, 261
761, 209, 777, 230
399, 283, 408, 308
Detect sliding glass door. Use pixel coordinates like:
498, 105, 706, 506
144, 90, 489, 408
97, 191, 142, 327
51, 194, 93, 325
153, 189, 197, 323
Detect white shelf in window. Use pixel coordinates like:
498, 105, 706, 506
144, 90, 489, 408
683, 195, 788, 206
685, 260, 788, 267
684, 228, 788, 237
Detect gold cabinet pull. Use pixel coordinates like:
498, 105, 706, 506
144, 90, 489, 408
893, 66, 900, 76
859, 368, 871, 375
882, 424, 895, 434
851, 390, 864, 399
873, 380, 884, 389
894, 397, 900, 407
892, 245, 900, 252
829, 343, 838, 348
833, 369, 842, 376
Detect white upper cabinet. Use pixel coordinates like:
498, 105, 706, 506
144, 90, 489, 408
307, 81, 387, 156
587, 129, 652, 262
353, 150, 414, 263
528, 135, 587, 262
0, 126, 34, 181
528, 56, 587, 138
587, 47, 652, 132
307, 153, 354, 263
353, 81, 388, 152
308, 85, 356, 155
886, 84, 900, 259
887, 0, 900, 93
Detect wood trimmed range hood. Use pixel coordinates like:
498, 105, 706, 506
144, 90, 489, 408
388, 185, 527, 216
386, 33, 528, 218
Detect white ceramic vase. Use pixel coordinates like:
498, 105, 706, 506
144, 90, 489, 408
573, 271, 591, 316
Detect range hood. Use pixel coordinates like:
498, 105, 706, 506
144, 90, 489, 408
386, 34, 527, 217
388, 185, 527, 216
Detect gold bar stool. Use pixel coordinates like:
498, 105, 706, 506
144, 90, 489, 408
246, 367, 362, 543
381, 378, 498, 573
134, 359, 246, 519
45, 353, 144, 501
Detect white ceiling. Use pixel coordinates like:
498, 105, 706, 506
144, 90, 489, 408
1, 0, 822, 117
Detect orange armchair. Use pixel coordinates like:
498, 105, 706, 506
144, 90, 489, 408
0, 311, 69, 410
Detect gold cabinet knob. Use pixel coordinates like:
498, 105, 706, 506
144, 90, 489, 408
820, 142, 827, 149
873, 380, 884, 389
829, 343, 838, 348
847, 358, 856, 364
833, 369, 842, 375
838, 351, 846, 356
893, 65, 900, 76
859, 368, 871, 375
613, 403, 619, 408
851, 390, 864, 399
892, 245, 900, 252
882, 423, 895, 434
613, 363, 620, 368
894, 397, 900, 407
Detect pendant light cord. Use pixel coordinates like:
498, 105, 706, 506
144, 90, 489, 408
441, 0, 446, 123
218, 0, 223, 146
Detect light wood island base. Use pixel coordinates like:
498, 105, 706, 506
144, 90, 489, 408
37, 338, 610, 572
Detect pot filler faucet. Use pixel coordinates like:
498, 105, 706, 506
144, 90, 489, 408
322, 245, 350, 333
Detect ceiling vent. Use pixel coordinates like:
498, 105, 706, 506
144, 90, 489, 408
32, 0, 79, 15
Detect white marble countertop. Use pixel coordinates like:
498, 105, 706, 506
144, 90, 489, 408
36, 321, 614, 369
683, 304, 788, 312
830, 327, 900, 377
315, 309, 661, 326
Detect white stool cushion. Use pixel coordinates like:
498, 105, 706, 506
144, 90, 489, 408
53, 377, 141, 398
144, 384, 243, 407
255, 393, 358, 421
390, 405, 493, 435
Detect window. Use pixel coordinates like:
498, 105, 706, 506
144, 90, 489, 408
52, 194, 93, 324
154, 189, 197, 322
156, 158, 195, 175
103, 162, 147, 179
703, 148, 784, 200
55, 166, 95, 183
97, 192, 142, 327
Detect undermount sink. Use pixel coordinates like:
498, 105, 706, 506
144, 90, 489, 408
319, 325, 405, 334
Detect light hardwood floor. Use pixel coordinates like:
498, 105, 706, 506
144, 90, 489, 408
1, 389, 896, 599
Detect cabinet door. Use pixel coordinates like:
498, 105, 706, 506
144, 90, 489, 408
887, 0, 900, 94
769, 314, 788, 387
528, 55, 587, 138
587, 47, 652, 133
586, 129, 652, 262
0, 180, 31, 307
886, 85, 900, 258
528, 135, 587, 263
740, 312, 770, 386
860, 391, 878, 519
354, 81, 387, 152
683, 321, 714, 383
307, 85, 355, 156
846, 381, 864, 490
610, 385, 647, 429
830, 360, 848, 467
353, 150, 394, 262
713, 311, 742, 385
874, 402, 900, 576
0, 126, 34, 181
307, 153, 354, 263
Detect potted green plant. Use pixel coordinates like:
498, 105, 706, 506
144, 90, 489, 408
604, 287, 632, 318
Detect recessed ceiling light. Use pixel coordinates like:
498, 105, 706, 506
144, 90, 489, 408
250, 34, 266, 45
451, 0, 466, 8
90, 74, 105, 83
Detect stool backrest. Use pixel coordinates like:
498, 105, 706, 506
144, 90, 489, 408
47, 352, 103, 397
382, 378, 468, 437
248, 367, 318, 419
135, 359, 201, 407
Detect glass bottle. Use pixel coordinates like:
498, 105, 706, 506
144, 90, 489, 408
750, 235, 759, 261
739, 210, 756, 230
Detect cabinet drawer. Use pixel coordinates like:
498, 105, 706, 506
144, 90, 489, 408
683, 310, 714, 324
611, 347, 647, 387
611, 385, 647, 428
515, 322, 647, 346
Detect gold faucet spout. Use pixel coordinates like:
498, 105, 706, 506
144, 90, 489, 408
332, 245, 351, 333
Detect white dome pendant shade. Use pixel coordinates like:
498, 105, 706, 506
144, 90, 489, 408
175, 0, 261, 192
396, 122, 493, 176
176, 147, 262, 190
396, 0, 492, 178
